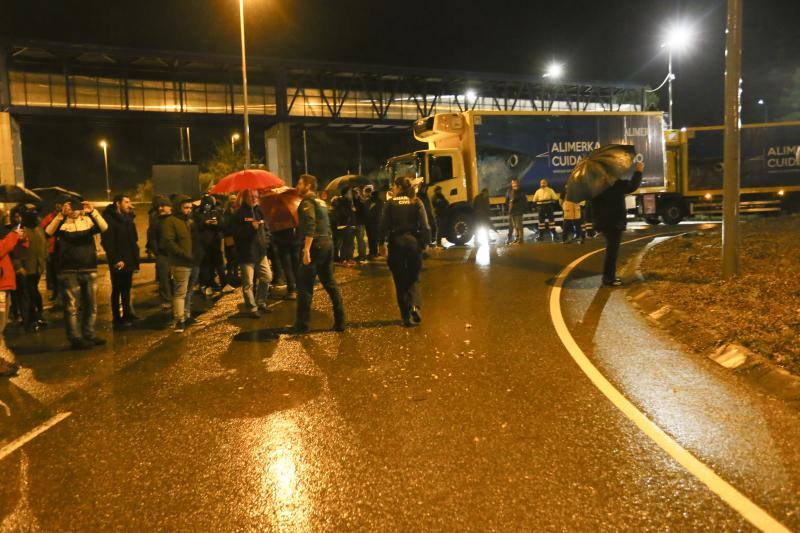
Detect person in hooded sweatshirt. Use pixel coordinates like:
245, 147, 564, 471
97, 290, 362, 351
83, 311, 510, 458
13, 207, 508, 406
101, 195, 140, 328
0, 225, 25, 377
45, 199, 109, 350
592, 161, 644, 287
11, 204, 47, 332
160, 196, 197, 333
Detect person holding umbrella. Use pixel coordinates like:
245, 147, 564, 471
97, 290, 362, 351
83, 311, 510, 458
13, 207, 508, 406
379, 176, 431, 328
232, 189, 272, 318
293, 174, 346, 333
592, 161, 644, 286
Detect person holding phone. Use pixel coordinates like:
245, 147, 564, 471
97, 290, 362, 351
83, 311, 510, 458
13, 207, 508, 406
0, 224, 25, 377
45, 199, 108, 350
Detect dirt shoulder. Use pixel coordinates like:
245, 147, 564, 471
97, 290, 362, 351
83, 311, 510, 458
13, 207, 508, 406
639, 215, 800, 376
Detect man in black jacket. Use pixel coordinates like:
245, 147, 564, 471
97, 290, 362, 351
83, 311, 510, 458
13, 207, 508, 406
432, 186, 449, 247
506, 179, 528, 245
45, 200, 109, 349
101, 195, 140, 328
146, 197, 173, 309
592, 162, 644, 286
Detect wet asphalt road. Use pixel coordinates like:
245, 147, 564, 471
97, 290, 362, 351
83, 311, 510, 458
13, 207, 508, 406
1, 224, 799, 531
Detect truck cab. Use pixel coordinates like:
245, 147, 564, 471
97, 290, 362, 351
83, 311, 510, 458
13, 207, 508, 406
385, 118, 474, 244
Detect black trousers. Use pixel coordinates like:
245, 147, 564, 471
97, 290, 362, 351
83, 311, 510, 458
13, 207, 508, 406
276, 240, 299, 293
366, 222, 380, 256
110, 268, 134, 321
200, 245, 226, 288
16, 273, 43, 329
602, 229, 622, 282
435, 217, 448, 245
224, 244, 239, 286
388, 234, 422, 319
295, 238, 345, 329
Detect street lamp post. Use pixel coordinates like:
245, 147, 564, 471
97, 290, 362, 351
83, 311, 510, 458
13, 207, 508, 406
99, 140, 110, 201
238, 0, 251, 168
660, 24, 692, 129
757, 99, 768, 123
231, 133, 240, 153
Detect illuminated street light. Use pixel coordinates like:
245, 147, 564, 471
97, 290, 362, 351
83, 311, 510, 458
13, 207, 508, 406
464, 89, 477, 110
99, 140, 111, 201
660, 23, 694, 129
757, 99, 768, 122
231, 133, 241, 153
543, 62, 564, 80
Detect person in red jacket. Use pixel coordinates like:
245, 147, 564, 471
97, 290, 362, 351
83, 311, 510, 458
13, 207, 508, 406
0, 225, 26, 377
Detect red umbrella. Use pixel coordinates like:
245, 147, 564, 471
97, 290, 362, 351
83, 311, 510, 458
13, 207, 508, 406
259, 187, 303, 232
209, 169, 284, 194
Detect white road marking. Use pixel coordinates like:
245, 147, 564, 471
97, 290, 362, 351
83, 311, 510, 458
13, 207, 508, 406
0, 412, 72, 462
549, 236, 790, 533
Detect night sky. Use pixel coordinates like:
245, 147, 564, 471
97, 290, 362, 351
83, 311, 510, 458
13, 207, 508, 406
5, 0, 800, 195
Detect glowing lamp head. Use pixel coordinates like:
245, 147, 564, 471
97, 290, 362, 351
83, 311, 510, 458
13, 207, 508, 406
543, 62, 564, 79
778, 189, 785, 197
704, 193, 712, 200
232, 133, 241, 141
757, 99, 765, 105
663, 24, 693, 52
99, 140, 108, 149
465, 89, 477, 101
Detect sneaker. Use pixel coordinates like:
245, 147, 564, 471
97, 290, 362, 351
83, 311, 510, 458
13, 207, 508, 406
284, 292, 297, 300
69, 338, 92, 350
402, 317, 413, 328
113, 319, 134, 330
185, 316, 197, 327
258, 304, 273, 314
0, 359, 19, 377
174, 321, 186, 333
85, 337, 107, 346
601, 278, 624, 287
409, 307, 422, 324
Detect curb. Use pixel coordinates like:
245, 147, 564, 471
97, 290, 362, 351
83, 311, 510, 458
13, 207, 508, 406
625, 233, 800, 406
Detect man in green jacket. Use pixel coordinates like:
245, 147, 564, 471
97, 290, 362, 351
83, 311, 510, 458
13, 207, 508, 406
160, 197, 195, 333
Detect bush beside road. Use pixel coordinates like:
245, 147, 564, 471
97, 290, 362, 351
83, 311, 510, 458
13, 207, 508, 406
640, 216, 800, 376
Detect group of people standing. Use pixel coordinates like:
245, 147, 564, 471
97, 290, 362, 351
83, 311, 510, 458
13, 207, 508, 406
505, 178, 596, 245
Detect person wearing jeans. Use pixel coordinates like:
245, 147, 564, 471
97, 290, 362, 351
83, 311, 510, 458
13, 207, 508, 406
160, 197, 196, 332
233, 190, 272, 318
45, 200, 108, 350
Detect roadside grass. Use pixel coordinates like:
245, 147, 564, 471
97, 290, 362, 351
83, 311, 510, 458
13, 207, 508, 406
640, 215, 800, 375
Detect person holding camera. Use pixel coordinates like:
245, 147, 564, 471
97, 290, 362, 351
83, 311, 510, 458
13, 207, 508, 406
45, 199, 108, 350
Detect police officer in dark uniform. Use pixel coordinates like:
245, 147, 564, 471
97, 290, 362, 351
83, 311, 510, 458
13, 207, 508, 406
379, 176, 431, 328
293, 174, 346, 333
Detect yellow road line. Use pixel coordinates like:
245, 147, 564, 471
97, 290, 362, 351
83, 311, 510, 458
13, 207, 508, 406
0, 412, 72, 461
549, 237, 789, 533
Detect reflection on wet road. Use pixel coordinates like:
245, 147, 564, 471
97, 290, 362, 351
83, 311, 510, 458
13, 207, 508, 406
1, 224, 798, 530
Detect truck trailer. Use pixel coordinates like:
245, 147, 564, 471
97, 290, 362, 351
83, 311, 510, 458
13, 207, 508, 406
385, 110, 666, 244
638, 122, 800, 225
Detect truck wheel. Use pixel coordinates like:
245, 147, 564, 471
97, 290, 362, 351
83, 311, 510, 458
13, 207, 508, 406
661, 202, 684, 225
644, 217, 661, 225
448, 212, 473, 246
